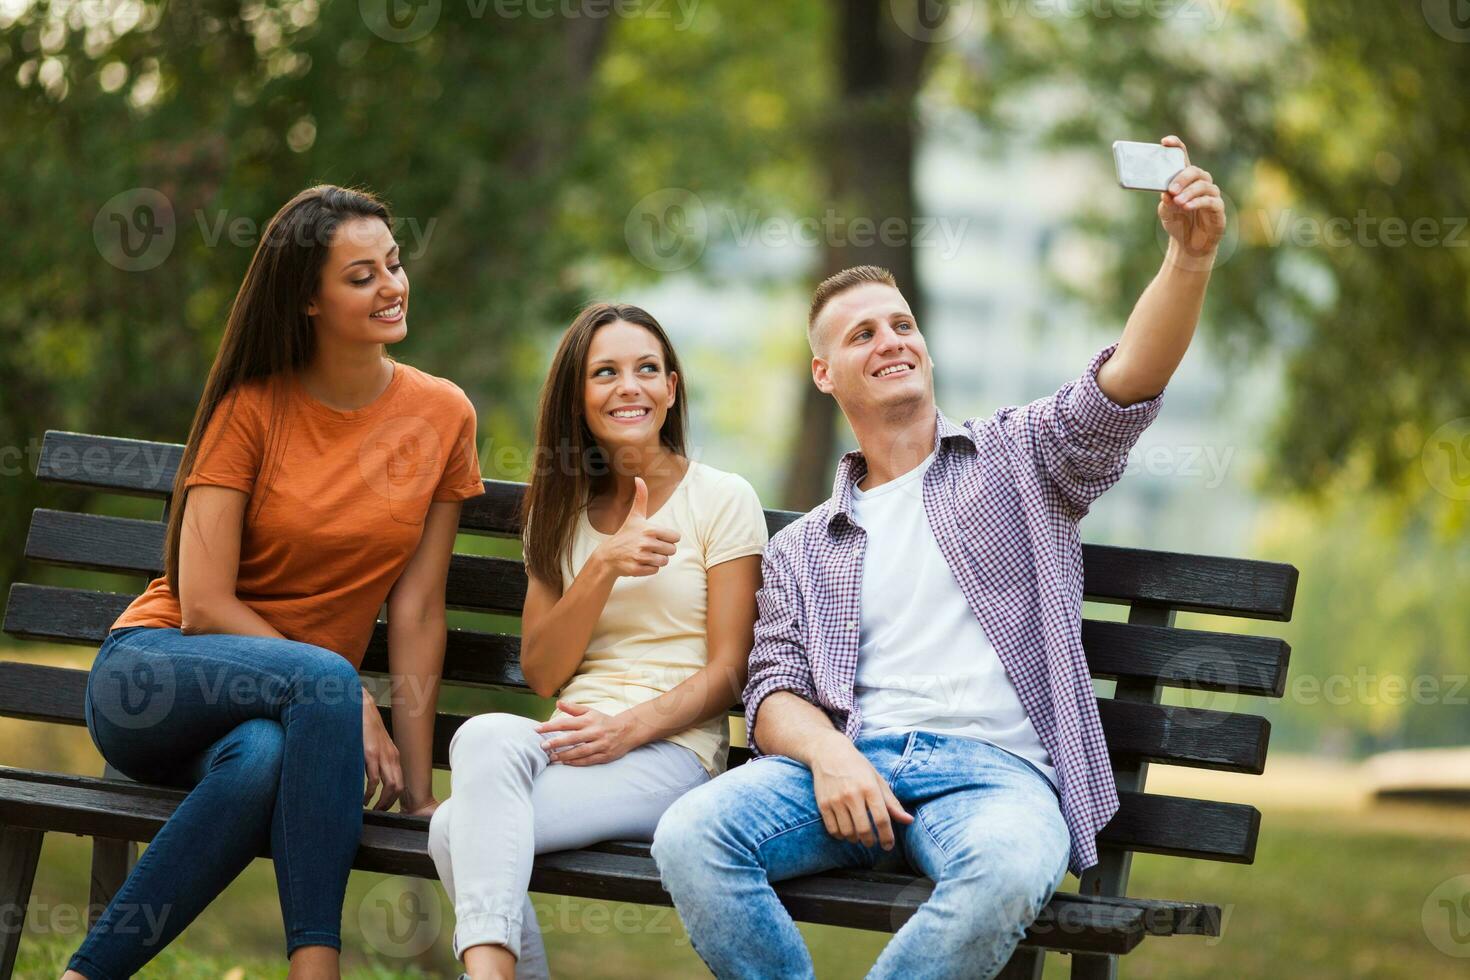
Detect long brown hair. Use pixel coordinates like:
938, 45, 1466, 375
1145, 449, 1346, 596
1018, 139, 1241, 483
521, 303, 687, 585
164, 185, 393, 595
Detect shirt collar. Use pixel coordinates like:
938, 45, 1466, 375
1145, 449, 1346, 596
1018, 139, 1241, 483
824, 409, 977, 533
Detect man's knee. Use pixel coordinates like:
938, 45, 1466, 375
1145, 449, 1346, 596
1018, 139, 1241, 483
993, 849, 1064, 924
948, 843, 1067, 936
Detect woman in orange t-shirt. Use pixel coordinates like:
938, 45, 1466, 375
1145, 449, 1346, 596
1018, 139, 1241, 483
63, 186, 484, 980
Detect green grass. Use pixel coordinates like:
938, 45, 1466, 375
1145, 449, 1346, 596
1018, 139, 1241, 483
11, 806, 1468, 978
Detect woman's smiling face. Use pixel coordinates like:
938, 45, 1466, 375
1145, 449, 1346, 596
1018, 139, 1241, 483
306, 217, 409, 346
582, 319, 679, 452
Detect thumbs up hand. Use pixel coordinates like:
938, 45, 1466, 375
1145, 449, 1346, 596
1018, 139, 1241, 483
596, 477, 682, 579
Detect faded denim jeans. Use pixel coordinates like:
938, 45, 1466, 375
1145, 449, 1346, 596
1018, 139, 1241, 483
652, 731, 1070, 980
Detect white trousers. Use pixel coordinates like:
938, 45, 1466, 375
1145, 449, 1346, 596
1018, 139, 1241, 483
427, 712, 709, 976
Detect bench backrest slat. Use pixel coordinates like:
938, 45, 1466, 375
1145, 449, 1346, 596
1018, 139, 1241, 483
0, 599, 1273, 777
33, 431, 1297, 619
6, 574, 1290, 702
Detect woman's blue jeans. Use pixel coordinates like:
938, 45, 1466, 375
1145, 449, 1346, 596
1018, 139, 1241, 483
652, 731, 1072, 980
68, 626, 365, 980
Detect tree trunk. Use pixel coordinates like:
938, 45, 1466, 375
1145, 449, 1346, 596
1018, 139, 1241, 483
782, 0, 933, 510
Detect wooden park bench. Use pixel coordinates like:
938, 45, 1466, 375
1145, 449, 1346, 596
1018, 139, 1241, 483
0, 430, 1297, 979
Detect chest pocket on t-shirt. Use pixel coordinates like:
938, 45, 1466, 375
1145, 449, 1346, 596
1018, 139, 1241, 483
361, 417, 442, 526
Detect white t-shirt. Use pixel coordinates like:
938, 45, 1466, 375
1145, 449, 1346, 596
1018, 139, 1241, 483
850, 451, 1058, 789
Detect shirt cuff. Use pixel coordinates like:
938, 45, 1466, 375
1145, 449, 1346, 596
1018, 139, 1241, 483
743, 671, 819, 756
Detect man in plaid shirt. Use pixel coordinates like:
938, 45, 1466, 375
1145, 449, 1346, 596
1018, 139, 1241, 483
653, 136, 1227, 979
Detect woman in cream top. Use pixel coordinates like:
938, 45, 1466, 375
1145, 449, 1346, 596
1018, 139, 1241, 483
553, 455, 766, 775
428, 302, 766, 980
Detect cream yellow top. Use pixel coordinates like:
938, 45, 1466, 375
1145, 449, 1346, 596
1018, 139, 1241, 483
552, 460, 768, 775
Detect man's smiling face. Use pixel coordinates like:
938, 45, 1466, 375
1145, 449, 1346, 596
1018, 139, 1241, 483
811, 281, 934, 422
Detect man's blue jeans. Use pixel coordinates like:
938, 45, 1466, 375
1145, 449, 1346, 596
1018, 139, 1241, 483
69, 626, 365, 980
652, 731, 1071, 980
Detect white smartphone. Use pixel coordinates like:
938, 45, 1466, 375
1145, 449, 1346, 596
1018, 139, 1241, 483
1112, 140, 1188, 192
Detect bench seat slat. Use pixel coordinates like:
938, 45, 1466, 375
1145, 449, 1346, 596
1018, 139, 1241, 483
0, 766, 1229, 949
32, 433, 1298, 618
583, 840, 1222, 938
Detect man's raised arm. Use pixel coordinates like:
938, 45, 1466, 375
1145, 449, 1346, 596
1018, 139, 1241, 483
1097, 134, 1227, 406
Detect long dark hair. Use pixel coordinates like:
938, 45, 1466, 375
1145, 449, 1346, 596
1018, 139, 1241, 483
521, 303, 688, 586
164, 185, 393, 595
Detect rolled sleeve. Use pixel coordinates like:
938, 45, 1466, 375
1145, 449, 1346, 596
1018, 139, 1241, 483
742, 540, 818, 756
1066, 343, 1166, 447
1010, 343, 1164, 516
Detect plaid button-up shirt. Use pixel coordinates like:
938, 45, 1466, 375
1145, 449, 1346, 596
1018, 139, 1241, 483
744, 343, 1164, 876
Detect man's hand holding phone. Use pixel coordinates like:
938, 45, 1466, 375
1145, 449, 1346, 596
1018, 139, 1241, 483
1115, 135, 1226, 269
1152, 135, 1226, 262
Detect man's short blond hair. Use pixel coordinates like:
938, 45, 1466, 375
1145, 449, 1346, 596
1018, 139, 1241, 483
807, 265, 898, 352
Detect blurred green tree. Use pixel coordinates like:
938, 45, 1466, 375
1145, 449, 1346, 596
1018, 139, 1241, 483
960, 0, 1470, 498
0, 0, 828, 595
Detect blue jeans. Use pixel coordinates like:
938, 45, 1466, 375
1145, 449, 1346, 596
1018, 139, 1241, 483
652, 731, 1071, 980
69, 626, 365, 980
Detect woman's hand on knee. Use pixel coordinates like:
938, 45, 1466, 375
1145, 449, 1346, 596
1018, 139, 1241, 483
535, 700, 639, 767
363, 701, 405, 810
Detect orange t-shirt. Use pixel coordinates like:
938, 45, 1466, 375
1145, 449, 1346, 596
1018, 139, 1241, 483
113, 361, 485, 666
